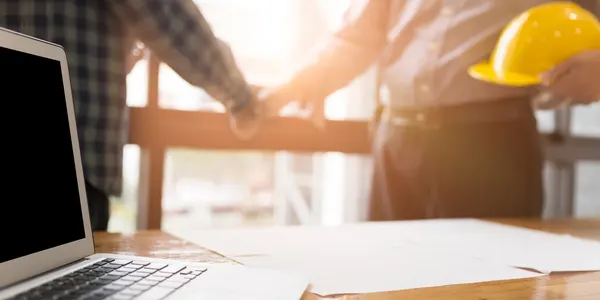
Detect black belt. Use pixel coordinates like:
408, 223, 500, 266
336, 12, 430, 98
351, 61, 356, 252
374, 96, 534, 129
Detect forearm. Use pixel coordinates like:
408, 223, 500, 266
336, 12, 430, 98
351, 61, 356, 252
108, 0, 254, 115
289, 37, 386, 100
287, 0, 390, 100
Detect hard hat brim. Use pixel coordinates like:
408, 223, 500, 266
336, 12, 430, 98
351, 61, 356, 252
468, 62, 541, 87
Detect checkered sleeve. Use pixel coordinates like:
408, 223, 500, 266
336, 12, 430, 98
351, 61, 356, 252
107, 0, 254, 114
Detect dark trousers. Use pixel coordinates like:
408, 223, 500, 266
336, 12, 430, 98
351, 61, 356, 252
368, 99, 544, 220
86, 181, 110, 231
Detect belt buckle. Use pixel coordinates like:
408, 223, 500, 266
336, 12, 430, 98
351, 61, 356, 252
416, 108, 442, 130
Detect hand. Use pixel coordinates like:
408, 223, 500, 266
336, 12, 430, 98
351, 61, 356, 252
228, 85, 265, 140
259, 84, 326, 129
256, 85, 292, 118
540, 50, 600, 105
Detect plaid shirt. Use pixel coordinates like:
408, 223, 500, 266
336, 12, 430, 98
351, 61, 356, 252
0, 0, 254, 196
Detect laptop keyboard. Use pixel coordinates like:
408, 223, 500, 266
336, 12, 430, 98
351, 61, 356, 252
8, 258, 206, 300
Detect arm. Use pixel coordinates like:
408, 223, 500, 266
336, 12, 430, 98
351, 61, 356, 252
107, 0, 254, 116
285, 0, 391, 100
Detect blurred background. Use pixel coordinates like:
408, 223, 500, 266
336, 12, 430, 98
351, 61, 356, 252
110, 0, 600, 233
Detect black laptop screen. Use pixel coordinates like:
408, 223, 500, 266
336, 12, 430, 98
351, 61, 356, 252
0, 45, 86, 263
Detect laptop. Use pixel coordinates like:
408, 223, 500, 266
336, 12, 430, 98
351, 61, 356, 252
0, 27, 309, 300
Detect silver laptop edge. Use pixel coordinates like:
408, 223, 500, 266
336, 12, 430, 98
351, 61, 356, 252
0, 26, 96, 289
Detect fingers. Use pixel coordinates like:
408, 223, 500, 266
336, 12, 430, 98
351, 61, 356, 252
540, 50, 600, 86
546, 72, 574, 99
253, 84, 326, 129
284, 97, 324, 130
229, 118, 261, 140
309, 100, 326, 130
540, 59, 574, 86
545, 70, 596, 104
258, 87, 294, 117
263, 98, 288, 117
229, 109, 263, 141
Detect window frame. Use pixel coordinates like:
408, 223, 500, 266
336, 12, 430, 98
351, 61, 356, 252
543, 108, 600, 218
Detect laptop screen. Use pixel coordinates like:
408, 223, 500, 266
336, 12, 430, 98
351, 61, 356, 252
0, 45, 86, 264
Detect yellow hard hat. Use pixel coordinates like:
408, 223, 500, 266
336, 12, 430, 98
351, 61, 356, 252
469, 1, 600, 87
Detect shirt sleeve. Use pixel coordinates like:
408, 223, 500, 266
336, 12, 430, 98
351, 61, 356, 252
107, 0, 254, 114
287, 0, 391, 101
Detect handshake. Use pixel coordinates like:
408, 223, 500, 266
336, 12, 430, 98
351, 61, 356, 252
228, 83, 325, 139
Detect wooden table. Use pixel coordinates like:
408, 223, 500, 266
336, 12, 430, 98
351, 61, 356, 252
94, 218, 600, 300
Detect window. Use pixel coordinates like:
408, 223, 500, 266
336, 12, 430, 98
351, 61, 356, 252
535, 111, 555, 132
108, 58, 148, 233
574, 162, 600, 217
108, 145, 141, 233
572, 103, 600, 137
126, 58, 148, 107
541, 103, 600, 219
571, 103, 600, 218
160, 149, 371, 231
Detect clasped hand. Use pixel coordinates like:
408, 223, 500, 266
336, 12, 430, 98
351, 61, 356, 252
229, 84, 325, 139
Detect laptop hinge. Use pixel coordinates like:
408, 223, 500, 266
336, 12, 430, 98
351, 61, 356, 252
2, 257, 92, 290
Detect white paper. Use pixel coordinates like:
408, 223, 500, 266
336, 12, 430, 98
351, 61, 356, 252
389, 219, 600, 273
330, 219, 600, 273
173, 264, 310, 300
229, 247, 541, 296
171, 220, 558, 296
